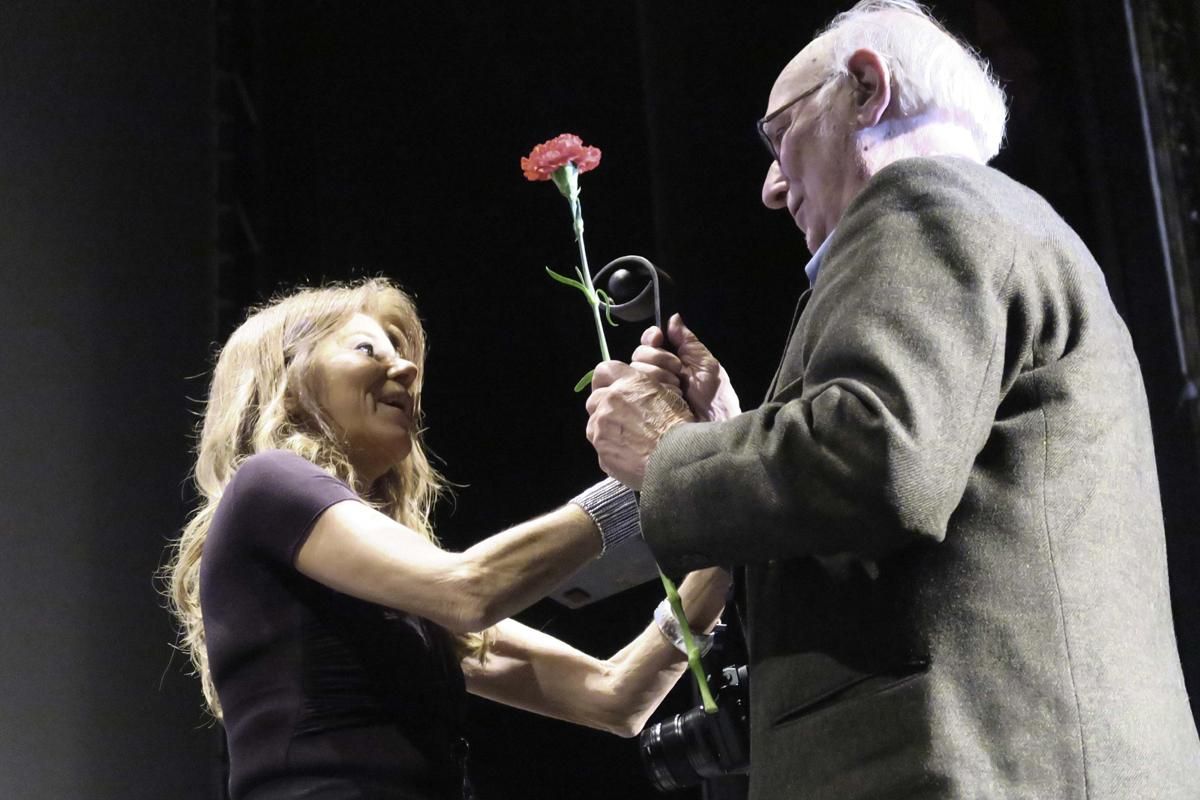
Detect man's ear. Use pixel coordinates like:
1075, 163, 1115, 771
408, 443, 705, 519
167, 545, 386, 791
846, 48, 891, 129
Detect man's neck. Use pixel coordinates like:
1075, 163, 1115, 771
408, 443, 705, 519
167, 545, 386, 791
856, 114, 984, 178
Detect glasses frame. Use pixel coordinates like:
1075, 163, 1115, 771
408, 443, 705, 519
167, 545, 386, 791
756, 75, 835, 163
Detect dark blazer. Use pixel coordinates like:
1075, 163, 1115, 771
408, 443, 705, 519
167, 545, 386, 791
640, 157, 1200, 798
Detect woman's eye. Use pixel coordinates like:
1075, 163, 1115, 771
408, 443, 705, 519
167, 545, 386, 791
355, 342, 375, 357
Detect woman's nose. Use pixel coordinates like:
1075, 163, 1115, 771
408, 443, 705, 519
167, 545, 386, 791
387, 357, 418, 387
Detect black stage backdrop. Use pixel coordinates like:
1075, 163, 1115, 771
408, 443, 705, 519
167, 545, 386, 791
0, 3, 218, 798
0, 2, 1196, 799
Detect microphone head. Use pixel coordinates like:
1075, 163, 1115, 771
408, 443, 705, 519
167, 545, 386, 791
595, 257, 674, 324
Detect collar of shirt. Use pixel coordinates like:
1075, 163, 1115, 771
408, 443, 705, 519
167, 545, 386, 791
805, 229, 835, 288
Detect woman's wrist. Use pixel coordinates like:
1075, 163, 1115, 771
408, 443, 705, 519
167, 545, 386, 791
653, 598, 717, 657
676, 567, 731, 627
569, 478, 640, 556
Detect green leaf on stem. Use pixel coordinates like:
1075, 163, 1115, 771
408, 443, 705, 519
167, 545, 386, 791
573, 370, 595, 393
595, 289, 618, 327
545, 266, 587, 293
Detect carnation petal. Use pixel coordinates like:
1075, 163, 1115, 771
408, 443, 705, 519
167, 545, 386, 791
521, 133, 602, 181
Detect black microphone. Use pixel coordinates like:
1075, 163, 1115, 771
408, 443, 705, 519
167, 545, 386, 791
593, 255, 675, 347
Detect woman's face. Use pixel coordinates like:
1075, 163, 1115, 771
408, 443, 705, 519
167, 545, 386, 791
308, 312, 420, 482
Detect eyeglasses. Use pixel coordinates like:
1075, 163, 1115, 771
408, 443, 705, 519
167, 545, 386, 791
756, 75, 833, 163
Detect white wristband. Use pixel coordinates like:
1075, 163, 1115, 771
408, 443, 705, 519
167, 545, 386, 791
653, 598, 715, 657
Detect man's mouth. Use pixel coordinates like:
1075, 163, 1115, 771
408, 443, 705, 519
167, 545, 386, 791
789, 199, 805, 229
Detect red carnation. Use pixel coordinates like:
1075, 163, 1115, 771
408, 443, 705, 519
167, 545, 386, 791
520, 133, 602, 181
517, 129, 715, 705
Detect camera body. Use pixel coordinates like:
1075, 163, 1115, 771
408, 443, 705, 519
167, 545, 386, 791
638, 665, 750, 791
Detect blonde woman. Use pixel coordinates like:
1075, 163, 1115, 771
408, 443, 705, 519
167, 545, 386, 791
166, 277, 727, 800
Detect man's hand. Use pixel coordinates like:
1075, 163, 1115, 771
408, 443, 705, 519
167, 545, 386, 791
585, 361, 695, 490
631, 314, 741, 422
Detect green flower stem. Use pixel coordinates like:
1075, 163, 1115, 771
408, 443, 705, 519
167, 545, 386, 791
658, 570, 718, 713
557, 163, 610, 362
551, 161, 715, 710
552, 163, 609, 362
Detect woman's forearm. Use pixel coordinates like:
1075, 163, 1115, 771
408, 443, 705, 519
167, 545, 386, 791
453, 504, 602, 630
296, 499, 602, 633
465, 567, 731, 736
603, 567, 731, 733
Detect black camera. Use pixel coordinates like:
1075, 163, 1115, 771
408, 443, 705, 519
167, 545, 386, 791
638, 665, 750, 791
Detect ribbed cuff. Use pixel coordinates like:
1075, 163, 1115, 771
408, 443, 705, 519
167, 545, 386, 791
570, 478, 641, 557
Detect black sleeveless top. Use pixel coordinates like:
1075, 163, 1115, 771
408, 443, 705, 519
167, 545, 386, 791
200, 450, 472, 799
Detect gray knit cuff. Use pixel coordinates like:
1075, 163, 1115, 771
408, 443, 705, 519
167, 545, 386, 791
569, 478, 641, 557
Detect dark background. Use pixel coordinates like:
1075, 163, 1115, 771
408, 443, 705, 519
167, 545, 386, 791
1, 1, 1197, 798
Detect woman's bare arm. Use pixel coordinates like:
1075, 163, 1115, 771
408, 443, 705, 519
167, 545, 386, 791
295, 499, 601, 633
463, 567, 730, 736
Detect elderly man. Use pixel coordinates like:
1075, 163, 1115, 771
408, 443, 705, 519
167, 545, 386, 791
585, 1, 1200, 797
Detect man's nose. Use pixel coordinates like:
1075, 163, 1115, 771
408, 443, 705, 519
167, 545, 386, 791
761, 161, 787, 210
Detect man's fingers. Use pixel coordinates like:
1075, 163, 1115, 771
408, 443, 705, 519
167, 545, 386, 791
583, 369, 689, 491
666, 313, 692, 351
584, 407, 600, 442
590, 359, 634, 390
630, 361, 682, 389
668, 314, 718, 376
631, 344, 683, 374
585, 387, 603, 415
640, 325, 665, 347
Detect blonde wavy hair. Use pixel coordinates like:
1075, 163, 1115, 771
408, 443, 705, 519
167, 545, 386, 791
165, 277, 485, 719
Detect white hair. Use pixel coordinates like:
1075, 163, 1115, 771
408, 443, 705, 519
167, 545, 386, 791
813, 0, 1007, 162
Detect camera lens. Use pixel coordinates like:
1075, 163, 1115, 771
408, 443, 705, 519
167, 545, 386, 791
638, 707, 729, 791
639, 665, 749, 792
